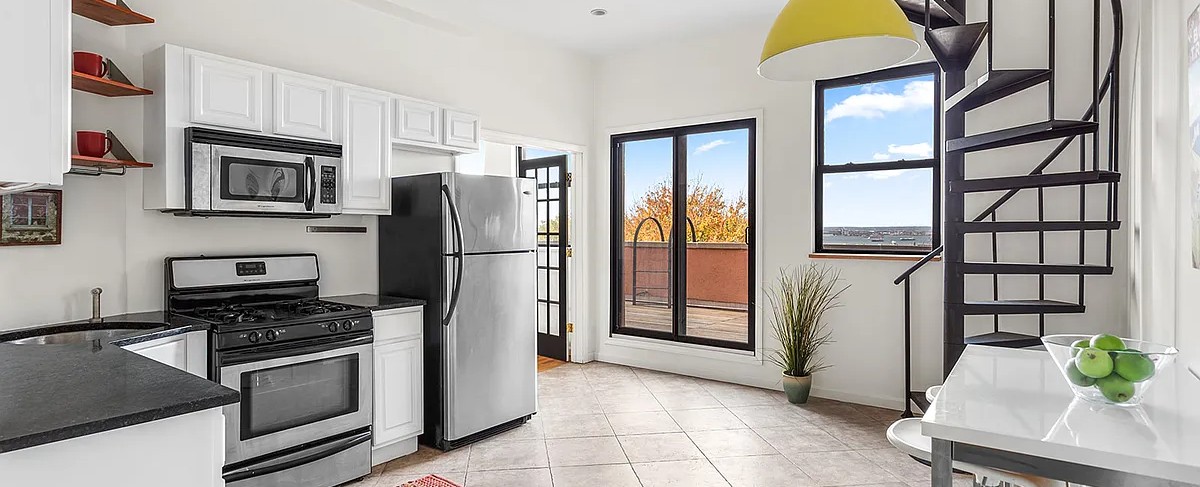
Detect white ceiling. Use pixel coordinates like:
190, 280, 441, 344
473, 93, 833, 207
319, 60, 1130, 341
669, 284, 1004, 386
378, 0, 789, 55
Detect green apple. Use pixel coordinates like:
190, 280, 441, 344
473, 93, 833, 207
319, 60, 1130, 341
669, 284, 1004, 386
1076, 348, 1114, 379
1070, 339, 1090, 356
1114, 353, 1156, 382
1091, 334, 1126, 351
1064, 358, 1097, 387
1096, 374, 1136, 403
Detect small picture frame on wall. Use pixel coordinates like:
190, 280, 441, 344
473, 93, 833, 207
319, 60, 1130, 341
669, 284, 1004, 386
0, 189, 62, 246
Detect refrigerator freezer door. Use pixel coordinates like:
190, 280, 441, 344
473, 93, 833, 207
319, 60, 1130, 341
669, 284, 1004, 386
444, 174, 536, 255
443, 251, 538, 442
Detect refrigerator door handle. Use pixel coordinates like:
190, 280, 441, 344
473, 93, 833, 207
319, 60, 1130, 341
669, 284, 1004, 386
441, 184, 465, 327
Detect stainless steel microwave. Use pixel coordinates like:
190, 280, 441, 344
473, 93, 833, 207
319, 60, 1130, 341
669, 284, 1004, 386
183, 128, 342, 217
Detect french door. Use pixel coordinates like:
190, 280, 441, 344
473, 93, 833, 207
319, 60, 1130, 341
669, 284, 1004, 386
520, 150, 569, 361
610, 118, 756, 351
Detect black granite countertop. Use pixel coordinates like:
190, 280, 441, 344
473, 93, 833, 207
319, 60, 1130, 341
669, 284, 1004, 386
324, 294, 425, 312
0, 314, 238, 454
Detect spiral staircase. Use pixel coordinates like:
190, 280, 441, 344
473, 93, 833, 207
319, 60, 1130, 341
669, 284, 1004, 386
892, 0, 1124, 416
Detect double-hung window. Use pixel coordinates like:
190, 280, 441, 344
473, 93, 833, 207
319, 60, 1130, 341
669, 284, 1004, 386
814, 62, 941, 255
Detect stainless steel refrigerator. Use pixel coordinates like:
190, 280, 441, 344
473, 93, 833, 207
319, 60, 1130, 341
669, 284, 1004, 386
379, 172, 538, 451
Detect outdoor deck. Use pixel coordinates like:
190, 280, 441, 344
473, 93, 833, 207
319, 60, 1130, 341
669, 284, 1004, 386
622, 301, 750, 344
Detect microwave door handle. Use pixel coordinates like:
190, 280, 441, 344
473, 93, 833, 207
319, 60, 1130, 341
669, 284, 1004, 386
305, 156, 316, 212
441, 184, 465, 327
223, 429, 372, 483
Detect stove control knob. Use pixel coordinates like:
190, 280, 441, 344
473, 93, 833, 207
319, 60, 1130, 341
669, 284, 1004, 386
342, 321, 353, 331
265, 330, 277, 342
247, 331, 262, 343
327, 322, 339, 333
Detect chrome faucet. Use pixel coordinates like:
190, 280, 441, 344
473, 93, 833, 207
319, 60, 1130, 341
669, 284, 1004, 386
89, 288, 103, 323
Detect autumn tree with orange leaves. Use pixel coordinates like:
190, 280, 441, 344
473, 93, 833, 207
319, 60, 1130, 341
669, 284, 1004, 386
625, 178, 748, 243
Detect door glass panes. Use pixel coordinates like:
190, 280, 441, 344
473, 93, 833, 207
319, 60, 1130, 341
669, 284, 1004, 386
683, 129, 751, 344
522, 150, 569, 349
619, 137, 675, 335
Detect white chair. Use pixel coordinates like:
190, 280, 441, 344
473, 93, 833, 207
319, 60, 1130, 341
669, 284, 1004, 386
925, 385, 942, 405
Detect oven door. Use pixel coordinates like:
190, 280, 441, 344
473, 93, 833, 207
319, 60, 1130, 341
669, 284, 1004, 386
209, 145, 313, 214
219, 335, 373, 465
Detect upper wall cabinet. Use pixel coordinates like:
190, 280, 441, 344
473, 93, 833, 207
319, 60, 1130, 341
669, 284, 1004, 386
190, 53, 265, 132
442, 109, 480, 151
394, 99, 441, 144
0, 0, 70, 192
340, 87, 392, 214
274, 73, 334, 141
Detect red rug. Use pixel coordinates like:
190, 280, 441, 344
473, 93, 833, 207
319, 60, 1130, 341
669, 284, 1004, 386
401, 474, 462, 487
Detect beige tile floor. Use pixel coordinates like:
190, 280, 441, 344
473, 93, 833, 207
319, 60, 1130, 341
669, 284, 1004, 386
348, 362, 972, 487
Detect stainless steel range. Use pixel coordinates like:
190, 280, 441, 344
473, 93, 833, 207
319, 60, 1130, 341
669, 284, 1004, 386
166, 254, 372, 487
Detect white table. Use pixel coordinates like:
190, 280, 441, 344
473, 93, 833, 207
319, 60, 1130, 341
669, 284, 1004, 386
922, 346, 1200, 486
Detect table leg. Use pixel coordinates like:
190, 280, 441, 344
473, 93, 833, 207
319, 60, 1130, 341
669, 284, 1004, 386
931, 438, 953, 487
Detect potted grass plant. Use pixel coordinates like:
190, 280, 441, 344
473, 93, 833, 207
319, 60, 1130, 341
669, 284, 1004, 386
767, 264, 847, 404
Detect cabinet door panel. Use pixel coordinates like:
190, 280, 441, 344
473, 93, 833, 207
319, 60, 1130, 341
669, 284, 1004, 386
0, 0, 69, 186
274, 74, 334, 141
393, 99, 440, 144
341, 88, 391, 214
373, 338, 423, 446
442, 109, 480, 151
190, 54, 264, 132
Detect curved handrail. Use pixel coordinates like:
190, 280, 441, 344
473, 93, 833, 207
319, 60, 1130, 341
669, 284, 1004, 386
631, 217, 667, 306
894, 246, 944, 285
685, 217, 697, 243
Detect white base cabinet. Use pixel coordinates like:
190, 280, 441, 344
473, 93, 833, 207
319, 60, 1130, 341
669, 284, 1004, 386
372, 306, 424, 465
121, 331, 208, 378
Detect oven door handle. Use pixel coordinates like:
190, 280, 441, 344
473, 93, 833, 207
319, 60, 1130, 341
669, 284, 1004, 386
223, 429, 371, 483
220, 334, 373, 367
304, 156, 316, 212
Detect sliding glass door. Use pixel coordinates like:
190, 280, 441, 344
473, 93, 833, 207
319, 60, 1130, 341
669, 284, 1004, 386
611, 119, 756, 351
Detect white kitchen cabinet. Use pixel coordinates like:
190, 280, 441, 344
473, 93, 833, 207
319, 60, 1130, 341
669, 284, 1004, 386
274, 73, 335, 141
340, 87, 392, 214
0, 0, 69, 191
121, 331, 208, 378
442, 109, 481, 151
394, 98, 441, 144
190, 53, 265, 132
372, 306, 423, 464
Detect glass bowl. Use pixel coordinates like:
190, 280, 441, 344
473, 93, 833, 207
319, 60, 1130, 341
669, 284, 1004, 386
1042, 334, 1178, 407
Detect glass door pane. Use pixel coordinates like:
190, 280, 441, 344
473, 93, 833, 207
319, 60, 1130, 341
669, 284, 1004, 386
683, 129, 752, 345
619, 137, 675, 336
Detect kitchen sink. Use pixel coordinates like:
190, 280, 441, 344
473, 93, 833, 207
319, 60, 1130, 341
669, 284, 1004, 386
5, 323, 168, 345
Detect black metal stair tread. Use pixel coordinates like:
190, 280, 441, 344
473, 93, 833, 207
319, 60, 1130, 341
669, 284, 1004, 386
965, 332, 1044, 348
950, 170, 1120, 193
896, 0, 963, 29
908, 391, 931, 413
926, 23, 989, 72
947, 120, 1098, 154
960, 262, 1115, 275
947, 69, 1053, 112
957, 300, 1085, 315
956, 220, 1122, 233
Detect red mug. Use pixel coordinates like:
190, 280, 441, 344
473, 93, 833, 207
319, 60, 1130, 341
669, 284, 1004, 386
73, 52, 108, 78
77, 131, 112, 158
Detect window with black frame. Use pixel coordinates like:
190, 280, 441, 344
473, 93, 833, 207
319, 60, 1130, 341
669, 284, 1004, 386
815, 62, 941, 255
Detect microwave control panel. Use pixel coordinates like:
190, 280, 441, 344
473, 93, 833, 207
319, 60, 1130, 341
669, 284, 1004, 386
320, 166, 337, 205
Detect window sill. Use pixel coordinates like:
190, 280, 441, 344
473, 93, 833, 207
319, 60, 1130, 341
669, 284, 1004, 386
809, 253, 942, 263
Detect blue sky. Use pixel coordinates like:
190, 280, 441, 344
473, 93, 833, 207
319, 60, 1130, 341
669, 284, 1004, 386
619, 74, 934, 228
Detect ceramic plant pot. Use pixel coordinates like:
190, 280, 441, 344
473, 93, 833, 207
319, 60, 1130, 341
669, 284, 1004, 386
782, 373, 812, 404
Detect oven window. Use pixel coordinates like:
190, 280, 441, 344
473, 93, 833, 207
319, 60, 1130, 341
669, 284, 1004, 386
240, 354, 360, 440
220, 157, 304, 203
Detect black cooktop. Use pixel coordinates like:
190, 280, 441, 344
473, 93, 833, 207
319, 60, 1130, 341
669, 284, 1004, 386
179, 298, 368, 328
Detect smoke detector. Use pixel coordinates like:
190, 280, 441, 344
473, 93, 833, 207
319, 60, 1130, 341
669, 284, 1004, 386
590, 8, 608, 16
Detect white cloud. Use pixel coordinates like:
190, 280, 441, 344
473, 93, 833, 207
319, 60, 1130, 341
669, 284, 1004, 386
886, 143, 934, 159
693, 139, 731, 155
826, 80, 935, 122
872, 153, 891, 161
865, 169, 913, 180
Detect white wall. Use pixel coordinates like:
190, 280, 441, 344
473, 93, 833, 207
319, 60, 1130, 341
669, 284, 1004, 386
583, 0, 1138, 409
0, 0, 593, 329
1130, 0, 1200, 367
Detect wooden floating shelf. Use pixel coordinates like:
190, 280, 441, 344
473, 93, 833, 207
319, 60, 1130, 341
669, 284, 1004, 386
71, 155, 153, 170
72, 72, 153, 97
72, 0, 154, 26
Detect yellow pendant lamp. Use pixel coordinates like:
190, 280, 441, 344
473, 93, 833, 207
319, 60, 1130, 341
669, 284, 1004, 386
759, 0, 920, 81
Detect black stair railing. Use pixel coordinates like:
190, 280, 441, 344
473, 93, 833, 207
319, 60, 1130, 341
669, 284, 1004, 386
894, 0, 1124, 418
630, 216, 698, 307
